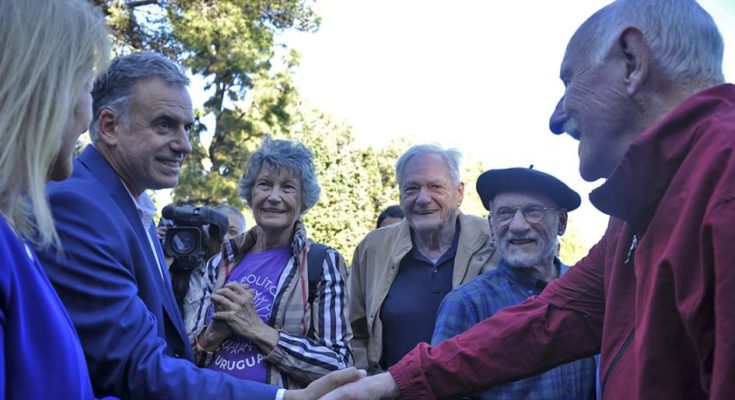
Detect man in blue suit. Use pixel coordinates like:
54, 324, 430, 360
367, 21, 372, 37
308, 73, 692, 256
37, 52, 359, 400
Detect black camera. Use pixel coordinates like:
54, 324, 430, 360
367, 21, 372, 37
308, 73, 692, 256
161, 204, 228, 261
160, 204, 229, 313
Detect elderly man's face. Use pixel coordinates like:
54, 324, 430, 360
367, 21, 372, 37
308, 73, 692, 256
548, 44, 637, 181
490, 192, 565, 269
111, 77, 193, 195
399, 153, 464, 236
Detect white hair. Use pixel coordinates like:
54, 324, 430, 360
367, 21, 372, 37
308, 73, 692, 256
573, 0, 724, 84
395, 144, 463, 187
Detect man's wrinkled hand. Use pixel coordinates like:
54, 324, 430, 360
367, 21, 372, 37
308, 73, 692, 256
283, 367, 367, 400
317, 372, 400, 400
321, 372, 399, 400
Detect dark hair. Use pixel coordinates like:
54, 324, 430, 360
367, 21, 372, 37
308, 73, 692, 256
89, 52, 189, 140
376, 205, 404, 229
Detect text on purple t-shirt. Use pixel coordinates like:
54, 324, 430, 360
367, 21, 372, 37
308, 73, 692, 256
207, 244, 291, 382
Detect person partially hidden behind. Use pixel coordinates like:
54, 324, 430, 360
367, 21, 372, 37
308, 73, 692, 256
376, 205, 404, 229
432, 167, 596, 399
180, 204, 247, 340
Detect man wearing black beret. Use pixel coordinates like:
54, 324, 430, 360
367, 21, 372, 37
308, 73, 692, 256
431, 167, 596, 400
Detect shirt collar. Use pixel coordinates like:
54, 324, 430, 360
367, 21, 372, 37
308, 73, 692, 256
497, 257, 567, 293
408, 219, 461, 265
589, 84, 735, 231
123, 183, 157, 229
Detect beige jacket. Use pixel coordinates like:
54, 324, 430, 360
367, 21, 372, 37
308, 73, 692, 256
348, 213, 499, 373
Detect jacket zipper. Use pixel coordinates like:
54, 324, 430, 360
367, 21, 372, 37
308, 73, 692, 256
624, 233, 638, 264
601, 329, 635, 396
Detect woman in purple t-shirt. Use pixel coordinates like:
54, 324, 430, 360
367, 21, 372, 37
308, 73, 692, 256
192, 137, 353, 388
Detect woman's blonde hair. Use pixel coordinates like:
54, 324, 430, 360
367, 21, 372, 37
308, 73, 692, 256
0, 0, 110, 248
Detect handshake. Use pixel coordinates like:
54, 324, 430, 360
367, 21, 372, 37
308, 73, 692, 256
293, 370, 398, 400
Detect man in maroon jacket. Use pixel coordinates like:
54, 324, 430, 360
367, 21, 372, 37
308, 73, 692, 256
324, 0, 734, 399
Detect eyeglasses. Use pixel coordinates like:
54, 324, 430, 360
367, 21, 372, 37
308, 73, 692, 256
489, 205, 559, 225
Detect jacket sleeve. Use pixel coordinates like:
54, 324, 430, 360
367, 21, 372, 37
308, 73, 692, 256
389, 235, 607, 400
265, 248, 353, 383
186, 253, 220, 344
709, 198, 735, 400
430, 292, 483, 400
189, 254, 221, 366
38, 189, 278, 400
347, 240, 371, 371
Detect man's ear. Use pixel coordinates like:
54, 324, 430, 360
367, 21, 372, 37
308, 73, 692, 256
488, 210, 498, 242
489, 223, 497, 243
618, 27, 650, 96
96, 109, 120, 146
456, 181, 465, 207
557, 209, 568, 236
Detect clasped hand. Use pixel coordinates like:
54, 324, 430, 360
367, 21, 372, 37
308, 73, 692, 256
208, 283, 398, 400
211, 282, 280, 352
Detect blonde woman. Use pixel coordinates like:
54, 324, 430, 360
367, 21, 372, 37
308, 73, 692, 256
0, 0, 110, 398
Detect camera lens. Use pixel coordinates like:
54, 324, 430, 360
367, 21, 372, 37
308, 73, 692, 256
171, 230, 197, 254
162, 225, 205, 260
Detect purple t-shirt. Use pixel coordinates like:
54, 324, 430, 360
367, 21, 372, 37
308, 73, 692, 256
207, 245, 291, 382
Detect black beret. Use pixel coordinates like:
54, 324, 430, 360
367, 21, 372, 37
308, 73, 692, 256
476, 167, 581, 211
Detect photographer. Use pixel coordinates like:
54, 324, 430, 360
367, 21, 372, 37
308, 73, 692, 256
160, 204, 247, 339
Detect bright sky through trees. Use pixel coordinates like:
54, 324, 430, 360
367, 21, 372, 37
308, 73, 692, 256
280, 0, 735, 246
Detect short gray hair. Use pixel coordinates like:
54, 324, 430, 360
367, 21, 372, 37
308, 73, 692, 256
89, 52, 189, 140
395, 144, 463, 187
239, 137, 321, 213
573, 0, 723, 84
215, 204, 246, 232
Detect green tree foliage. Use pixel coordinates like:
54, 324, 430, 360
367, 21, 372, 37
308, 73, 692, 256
284, 109, 411, 258
559, 219, 592, 265
174, 54, 302, 207
368, 137, 410, 214
97, 1, 592, 261
95, 0, 318, 206
461, 155, 490, 219
99, 0, 398, 256
288, 108, 374, 257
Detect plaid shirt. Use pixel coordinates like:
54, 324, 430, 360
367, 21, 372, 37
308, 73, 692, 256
432, 258, 597, 400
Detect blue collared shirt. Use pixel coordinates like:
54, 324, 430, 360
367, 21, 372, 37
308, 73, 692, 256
432, 258, 597, 400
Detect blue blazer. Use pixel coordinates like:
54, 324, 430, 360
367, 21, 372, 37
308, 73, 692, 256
38, 146, 277, 399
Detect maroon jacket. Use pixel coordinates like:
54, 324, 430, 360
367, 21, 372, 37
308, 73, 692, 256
390, 84, 735, 399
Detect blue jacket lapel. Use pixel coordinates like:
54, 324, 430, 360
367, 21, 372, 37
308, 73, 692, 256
78, 146, 191, 355
147, 223, 192, 356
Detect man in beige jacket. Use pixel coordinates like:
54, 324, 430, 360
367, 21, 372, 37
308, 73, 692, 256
349, 144, 499, 374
